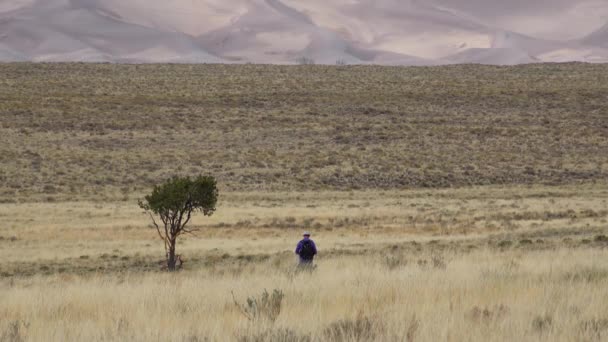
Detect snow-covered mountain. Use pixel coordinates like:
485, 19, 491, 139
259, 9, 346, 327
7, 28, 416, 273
1, 0, 608, 64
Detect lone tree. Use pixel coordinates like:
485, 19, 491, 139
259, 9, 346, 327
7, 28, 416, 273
139, 175, 218, 271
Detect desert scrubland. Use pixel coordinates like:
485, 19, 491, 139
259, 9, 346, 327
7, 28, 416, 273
1, 63, 608, 341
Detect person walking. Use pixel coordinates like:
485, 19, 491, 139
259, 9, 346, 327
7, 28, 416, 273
295, 231, 317, 267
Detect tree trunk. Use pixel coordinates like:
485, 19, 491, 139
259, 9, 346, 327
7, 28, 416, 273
167, 238, 177, 271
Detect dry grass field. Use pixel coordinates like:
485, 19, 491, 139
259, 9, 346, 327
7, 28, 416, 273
0, 63, 607, 341
1, 186, 608, 341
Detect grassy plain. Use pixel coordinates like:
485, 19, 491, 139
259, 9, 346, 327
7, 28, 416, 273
1, 186, 608, 341
0, 63, 607, 341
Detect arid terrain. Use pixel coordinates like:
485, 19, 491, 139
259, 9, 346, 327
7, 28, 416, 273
0, 63, 607, 341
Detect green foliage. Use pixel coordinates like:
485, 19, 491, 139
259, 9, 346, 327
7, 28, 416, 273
139, 175, 218, 270
139, 175, 218, 220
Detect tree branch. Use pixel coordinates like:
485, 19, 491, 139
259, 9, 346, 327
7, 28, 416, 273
176, 206, 196, 238
162, 214, 171, 255
182, 209, 193, 230
148, 211, 168, 255
176, 208, 185, 234
181, 226, 199, 238
148, 212, 164, 238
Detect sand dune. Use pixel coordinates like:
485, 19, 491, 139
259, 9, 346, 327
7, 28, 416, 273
442, 48, 538, 65
1, 0, 607, 65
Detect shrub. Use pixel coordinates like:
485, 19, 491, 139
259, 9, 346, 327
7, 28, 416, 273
236, 328, 310, 342
578, 318, 608, 340
498, 240, 513, 248
323, 314, 383, 341
233, 289, 285, 323
532, 314, 553, 333
564, 267, 608, 283
405, 314, 421, 342
594, 235, 608, 243
431, 256, 447, 269
295, 57, 315, 65
1, 320, 29, 342
468, 305, 510, 324
383, 254, 408, 270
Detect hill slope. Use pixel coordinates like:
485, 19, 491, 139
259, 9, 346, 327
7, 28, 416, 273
1, 63, 607, 199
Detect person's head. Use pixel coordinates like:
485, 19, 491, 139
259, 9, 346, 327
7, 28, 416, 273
303, 231, 311, 239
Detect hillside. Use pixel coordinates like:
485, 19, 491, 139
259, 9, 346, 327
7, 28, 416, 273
1, 63, 607, 200
1, 0, 608, 64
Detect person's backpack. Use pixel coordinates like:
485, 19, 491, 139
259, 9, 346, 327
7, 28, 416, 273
299, 240, 314, 260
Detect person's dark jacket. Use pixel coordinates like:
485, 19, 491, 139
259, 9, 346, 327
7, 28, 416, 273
295, 238, 317, 262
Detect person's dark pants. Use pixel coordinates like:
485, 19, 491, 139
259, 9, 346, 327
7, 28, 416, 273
297, 259, 314, 271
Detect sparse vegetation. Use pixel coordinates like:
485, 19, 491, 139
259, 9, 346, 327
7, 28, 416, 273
0, 320, 29, 342
232, 289, 284, 323
237, 328, 310, 342
322, 313, 383, 341
295, 57, 315, 65
1, 185, 607, 341
1, 63, 607, 200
